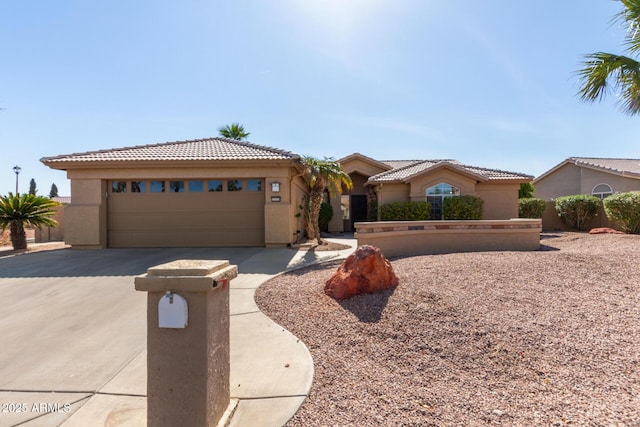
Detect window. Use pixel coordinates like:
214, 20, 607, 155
426, 182, 460, 219
227, 179, 242, 191
111, 181, 127, 193
169, 181, 185, 192
246, 179, 262, 192
592, 183, 613, 199
188, 180, 203, 192
131, 181, 146, 193
208, 180, 223, 192
150, 181, 165, 193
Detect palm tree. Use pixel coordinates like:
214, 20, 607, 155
300, 156, 353, 245
577, 0, 640, 114
0, 193, 60, 250
218, 123, 250, 140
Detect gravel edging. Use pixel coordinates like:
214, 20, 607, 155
255, 232, 640, 426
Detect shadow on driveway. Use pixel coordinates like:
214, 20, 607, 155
0, 247, 266, 278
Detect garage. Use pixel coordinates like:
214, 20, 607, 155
107, 178, 265, 247
41, 137, 305, 249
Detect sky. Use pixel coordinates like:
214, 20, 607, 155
2, 0, 639, 197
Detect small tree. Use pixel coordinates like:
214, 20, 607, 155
555, 195, 602, 231
0, 193, 60, 250
518, 182, 535, 199
29, 179, 37, 195
300, 156, 352, 245
49, 183, 59, 198
518, 198, 546, 218
443, 195, 483, 220
603, 191, 640, 234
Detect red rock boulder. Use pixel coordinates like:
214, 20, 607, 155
589, 227, 624, 234
324, 245, 399, 300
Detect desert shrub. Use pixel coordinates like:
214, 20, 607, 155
442, 195, 483, 220
603, 191, 640, 234
318, 202, 333, 232
518, 198, 546, 218
555, 194, 601, 231
379, 201, 431, 221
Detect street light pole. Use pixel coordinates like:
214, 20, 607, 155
13, 165, 21, 195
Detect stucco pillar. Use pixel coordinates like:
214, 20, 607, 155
134, 260, 238, 427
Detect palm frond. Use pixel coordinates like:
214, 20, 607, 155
615, 0, 640, 54
577, 52, 640, 114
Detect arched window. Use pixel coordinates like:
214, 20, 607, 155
426, 183, 460, 219
592, 183, 613, 199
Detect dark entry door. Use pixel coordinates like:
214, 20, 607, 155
350, 195, 368, 229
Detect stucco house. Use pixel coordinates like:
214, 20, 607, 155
330, 153, 533, 232
533, 157, 640, 230
42, 140, 533, 249
533, 157, 640, 200
41, 138, 306, 248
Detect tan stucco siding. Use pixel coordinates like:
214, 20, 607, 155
340, 158, 388, 178
577, 167, 640, 195
377, 183, 410, 205
534, 163, 581, 200
535, 163, 640, 200
408, 171, 477, 201
476, 183, 520, 219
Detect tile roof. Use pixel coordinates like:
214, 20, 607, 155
369, 160, 533, 183
41, 137, 299, 164
571, 157, 640, 176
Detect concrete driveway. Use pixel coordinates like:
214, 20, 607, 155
0, 244, 355, 427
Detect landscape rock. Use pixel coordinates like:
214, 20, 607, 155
324, 245, 399, 300
589, 227, 624, 234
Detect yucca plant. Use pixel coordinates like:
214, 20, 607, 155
0, 193, 60, 250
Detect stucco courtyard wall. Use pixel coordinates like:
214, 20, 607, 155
355, 219, 541, 258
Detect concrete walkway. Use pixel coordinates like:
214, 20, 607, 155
0, 237, 355, 427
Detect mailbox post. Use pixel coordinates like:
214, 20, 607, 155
135, 259, 238, 427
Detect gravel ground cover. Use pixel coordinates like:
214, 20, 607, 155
255, 232, 640, 426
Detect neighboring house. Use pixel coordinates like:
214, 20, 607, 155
331, 153, 533, 232
41, 138, 306, 249
533, 157, 640, 230
533, 157, 640, 200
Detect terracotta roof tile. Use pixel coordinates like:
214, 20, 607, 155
369, 160, 532, 182
41, 137, 299, 163
572, 157, 640, 176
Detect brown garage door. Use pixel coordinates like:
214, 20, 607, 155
107, 179, 265, 247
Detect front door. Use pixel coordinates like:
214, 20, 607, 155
350, 195, 368, 230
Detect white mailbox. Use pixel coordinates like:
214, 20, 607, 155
158, 292, 188, 328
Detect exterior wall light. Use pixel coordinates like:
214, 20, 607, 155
271, 182, 280, 193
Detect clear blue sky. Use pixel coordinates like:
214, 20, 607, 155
2, 0, 639, 197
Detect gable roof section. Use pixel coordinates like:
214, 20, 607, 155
368, 160, 532, 183
41, 137, 299, 165
534, 157, 640, 183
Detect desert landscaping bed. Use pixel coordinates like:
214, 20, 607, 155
255, 232, 640, 426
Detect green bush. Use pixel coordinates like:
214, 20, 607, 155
442, 195, 483, 220
318, 202, 333, 232
518, 198, 546, 218
379, 201, 431, 221
554, 194, 601, 231
603, 191, 640, 234
518, 182, 535, 199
